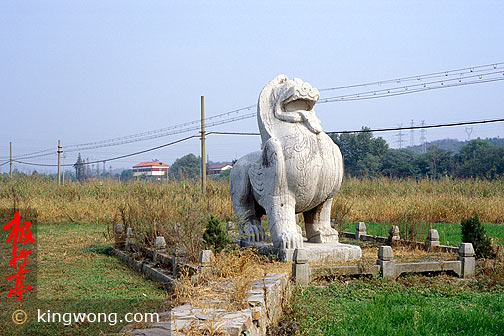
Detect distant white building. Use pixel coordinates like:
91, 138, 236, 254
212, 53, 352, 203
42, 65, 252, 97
208, 164, 232, 175
132, 160, 169, 180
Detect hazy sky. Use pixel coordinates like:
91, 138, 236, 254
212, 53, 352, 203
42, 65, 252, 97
1, 1, 503, 173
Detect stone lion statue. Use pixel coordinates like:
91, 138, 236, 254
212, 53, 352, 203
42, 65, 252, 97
230, 75, 343, 254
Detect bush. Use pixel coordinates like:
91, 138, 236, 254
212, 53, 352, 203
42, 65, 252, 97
461, 214, 495, 259
203, 215, 231, 252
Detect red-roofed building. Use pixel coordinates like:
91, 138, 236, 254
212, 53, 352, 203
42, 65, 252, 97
133, 160, 169, 180
208, 164, 232, 175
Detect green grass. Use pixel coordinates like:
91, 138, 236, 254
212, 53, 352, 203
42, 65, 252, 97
1, 222, 169, 336
279, 279, 504, 336
342, 222, 504, 246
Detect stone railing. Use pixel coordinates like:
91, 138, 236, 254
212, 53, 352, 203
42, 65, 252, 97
340, 221, 460, 254
113, 224, 291, 336
292, 243, 476, 283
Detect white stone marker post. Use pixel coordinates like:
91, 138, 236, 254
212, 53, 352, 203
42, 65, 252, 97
292, 248, 310, 284
355, 222, 366, 240
377, 246, 396, 280
458, 243, 476, 279
426, 229, 440, 250
153, 236, 167, 262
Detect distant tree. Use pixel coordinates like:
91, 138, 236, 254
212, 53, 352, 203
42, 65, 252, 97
380, 149, 419, 178
416, 146, 453, 178
168, 154, 201, 180
455, 139, 504, 178
120, 169, 134, 181
330, 127, 389, 177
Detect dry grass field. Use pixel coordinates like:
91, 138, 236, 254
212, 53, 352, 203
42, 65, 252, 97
1, 175, 503, 225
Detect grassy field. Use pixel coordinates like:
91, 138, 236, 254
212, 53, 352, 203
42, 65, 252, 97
1, 222, 169, 336
277, 277, 504, 336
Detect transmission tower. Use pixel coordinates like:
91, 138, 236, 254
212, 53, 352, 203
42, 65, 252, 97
419, 120, 427, 153
465, 127, 473, 141
410, 119, 415, 147
395, 123, 405, 149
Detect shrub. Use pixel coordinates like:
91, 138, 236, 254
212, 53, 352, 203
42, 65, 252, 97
461, 214, 495, 259
203, 215, 231, 252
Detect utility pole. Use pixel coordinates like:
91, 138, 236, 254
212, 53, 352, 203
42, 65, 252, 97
465, 127, 473, 141
9, 142, 12, 178
201, 95, 206, 194
57, 140, 62, 185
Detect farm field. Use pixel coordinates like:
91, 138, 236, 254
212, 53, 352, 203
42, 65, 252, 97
1, 176, 504, 226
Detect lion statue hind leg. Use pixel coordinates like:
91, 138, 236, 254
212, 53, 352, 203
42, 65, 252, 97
230, 151, 265, 242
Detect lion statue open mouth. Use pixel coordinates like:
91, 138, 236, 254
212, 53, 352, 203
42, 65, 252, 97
230, 75, 343, 258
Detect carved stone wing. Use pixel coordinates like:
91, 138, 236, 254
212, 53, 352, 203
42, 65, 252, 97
248, 138, 287, 206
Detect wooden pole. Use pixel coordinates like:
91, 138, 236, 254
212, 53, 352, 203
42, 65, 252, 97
9, 142, 12, 178
57, 140, 61, 185
201, 96, 206, 193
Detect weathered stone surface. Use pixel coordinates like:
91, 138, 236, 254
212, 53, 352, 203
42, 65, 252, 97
388, 225, 400, 239
458, 243, 475, 257
293, 248, 308, 264
355, 221, 366, 239
427, 229, 439, 241
198, 249, 214, 264
230, 75, 345, 258
154, 236, 166, 251
378, 246, 394, 261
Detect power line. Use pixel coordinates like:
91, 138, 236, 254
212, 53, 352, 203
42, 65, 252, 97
6, 61, 504, 159
205, 117, 504, 136
13, 135, 199, 167
320, 61, 504, 91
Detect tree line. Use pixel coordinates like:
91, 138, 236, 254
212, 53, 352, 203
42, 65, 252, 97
330, 128, 504, 179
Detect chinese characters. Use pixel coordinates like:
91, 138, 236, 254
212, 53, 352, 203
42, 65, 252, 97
3, 211, 35, 300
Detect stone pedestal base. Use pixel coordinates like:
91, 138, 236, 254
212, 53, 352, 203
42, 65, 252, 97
239, 240, 362, 262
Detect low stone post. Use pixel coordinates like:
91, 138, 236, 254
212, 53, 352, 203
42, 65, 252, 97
377, 246, 395, 280
426, 229, 440, 250
199, 250, 214, 277
292, 248, 310, 285
115, 224, 125, 250
355, 222, 366, 240
387, 225, 400, 245
125, 227, 136, 251
153, 236, 167, 262
198, 250, 214, 264
458, 243, 475, 279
